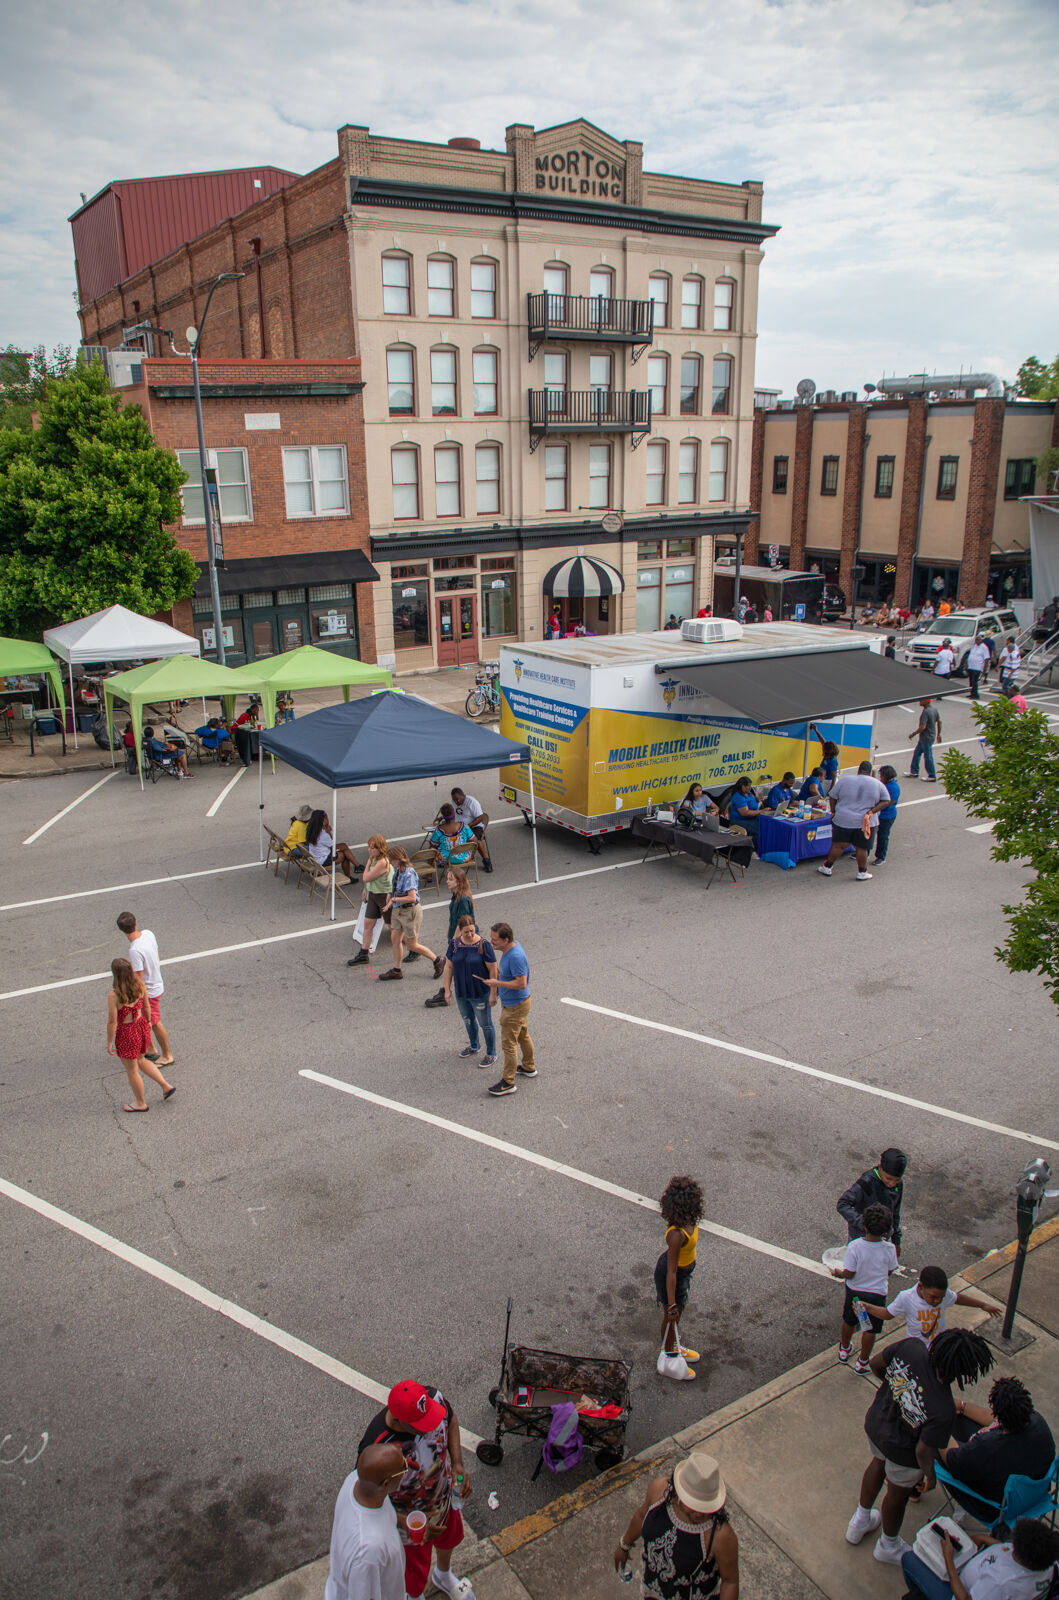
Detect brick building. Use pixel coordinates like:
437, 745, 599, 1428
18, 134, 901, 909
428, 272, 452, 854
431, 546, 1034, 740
750, 388, 1059, 608
121, 355, 377, 663
75, 120, 777, 668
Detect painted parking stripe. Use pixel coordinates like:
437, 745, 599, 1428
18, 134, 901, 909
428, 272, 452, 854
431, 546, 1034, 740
898, 793, 950, 807
0, 1174, 482, 1450
301, 1069, 830, 1279
967, 821, 995, 834
205, 765, 246, 816
873, 736, 983, 760
22, 772, 119, 845
560, 1000, 1059, 1155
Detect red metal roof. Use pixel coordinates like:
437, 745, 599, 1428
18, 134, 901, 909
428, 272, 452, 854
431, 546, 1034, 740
71, 167, 299, 304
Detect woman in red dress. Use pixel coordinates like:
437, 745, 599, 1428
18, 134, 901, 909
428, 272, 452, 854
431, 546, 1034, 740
107, 958, 175, 1112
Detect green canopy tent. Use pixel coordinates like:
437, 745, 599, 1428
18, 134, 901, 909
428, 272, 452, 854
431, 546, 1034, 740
0, 637, 67, 731
228, 645, 392, 728
103, 656, 266, 788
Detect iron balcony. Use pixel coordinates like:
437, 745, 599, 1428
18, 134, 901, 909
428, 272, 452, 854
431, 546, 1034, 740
527, 292, 654, 360
527, 388, 652, 450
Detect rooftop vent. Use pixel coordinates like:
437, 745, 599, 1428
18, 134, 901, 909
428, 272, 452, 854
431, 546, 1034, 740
448, 138, 481, 151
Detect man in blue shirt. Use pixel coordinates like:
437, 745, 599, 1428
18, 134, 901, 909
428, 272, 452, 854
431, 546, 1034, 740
799, 768, 826, 806
477, 922, 535, 1098
873, 766, 901, 864
765, 772, 796, 811
142, 725, 190, 778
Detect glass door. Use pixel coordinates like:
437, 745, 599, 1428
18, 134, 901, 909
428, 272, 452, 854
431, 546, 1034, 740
436, 597, 459, 667
458, 594, 478, 664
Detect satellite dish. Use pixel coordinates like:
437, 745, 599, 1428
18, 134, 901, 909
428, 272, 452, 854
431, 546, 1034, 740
863, 382, 876, 393
796, 378, 817, 402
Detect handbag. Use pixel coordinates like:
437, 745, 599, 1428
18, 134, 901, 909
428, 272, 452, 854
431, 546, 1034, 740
352, 901, 384, 953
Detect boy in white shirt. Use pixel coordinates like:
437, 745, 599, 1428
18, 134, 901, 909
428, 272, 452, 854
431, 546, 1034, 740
831, 1202, 898, 1373
875, 1264, 1001, 1345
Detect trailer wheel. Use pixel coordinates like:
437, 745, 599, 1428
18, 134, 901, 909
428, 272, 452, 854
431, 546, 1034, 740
595, 1447, 623, 1470
488, 1387, 501, 1407
588, 837, 602, 855
476, 1441, 504, 1466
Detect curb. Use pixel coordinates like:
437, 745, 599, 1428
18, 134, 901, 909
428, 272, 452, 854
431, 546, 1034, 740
958, 1212, 1059, 1286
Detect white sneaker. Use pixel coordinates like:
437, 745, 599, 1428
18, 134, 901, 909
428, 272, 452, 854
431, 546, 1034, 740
873, 1534, 911, 1564
845, 1508, 881, 1544
431, 1577, 475, 1600
817, 864, 832, 876
856, 870, 873, 881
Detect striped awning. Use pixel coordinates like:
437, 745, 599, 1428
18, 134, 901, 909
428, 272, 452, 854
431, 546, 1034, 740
542, 554, 625, 598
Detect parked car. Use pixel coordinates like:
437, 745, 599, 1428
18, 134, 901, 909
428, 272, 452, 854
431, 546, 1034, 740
902, 608, 1020, 674
823, 583, 846, 620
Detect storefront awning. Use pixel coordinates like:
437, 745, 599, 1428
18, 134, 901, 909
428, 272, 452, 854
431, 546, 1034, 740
662, 647, 964, 728
195, 549, 379, 599
542, 554, 625, 598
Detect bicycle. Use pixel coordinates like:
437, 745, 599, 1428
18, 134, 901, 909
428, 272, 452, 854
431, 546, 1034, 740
465, 661, 501, 719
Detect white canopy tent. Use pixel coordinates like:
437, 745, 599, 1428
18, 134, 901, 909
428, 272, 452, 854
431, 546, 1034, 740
43, 605, 200, 749
1026, 497, 1059, 609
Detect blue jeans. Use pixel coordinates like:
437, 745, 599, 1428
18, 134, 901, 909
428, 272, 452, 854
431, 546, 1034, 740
900, 1549, 955, 1599
874, 816, 895, 861
456, 996, 495, 1056
910, 737, 936, 779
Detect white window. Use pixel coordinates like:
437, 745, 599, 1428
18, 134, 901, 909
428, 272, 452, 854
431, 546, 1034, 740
543, 264, 568, 301
470, 260, 497, 318
386, 348, 415, 415
282, 446, 349, 517
648, 273, 670, 328
678, 441, 699, 504
434, 446, 461, 517
382, 254, 411, 315
588, 444, 611, 508
589, 268, 614, 300
475, 444, 500, 514
714, 279, 734, 331
681, 277, 702, 329
431, 349, 457, 415
177, 447, 251, 522
427, 257, 455, 316
589, 354, 612, 417
647, 355, 668, 416
680, 355, 702, 415
544, 445, 568, 511
391, 447, 420, 519
709, 440, 729, 502
645, 441, 666, 506
543, 351, 567, 413
472, 349, 498, 415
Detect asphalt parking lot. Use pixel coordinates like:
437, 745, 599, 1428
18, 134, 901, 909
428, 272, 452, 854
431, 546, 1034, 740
2, 681, 1057, 1600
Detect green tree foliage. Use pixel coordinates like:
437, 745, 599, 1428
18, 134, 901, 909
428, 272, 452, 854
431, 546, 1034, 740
0, 358, 197, 636
0, 343, 74, 433
1014, 354, 1059, 400
943, 701, 1059, 1007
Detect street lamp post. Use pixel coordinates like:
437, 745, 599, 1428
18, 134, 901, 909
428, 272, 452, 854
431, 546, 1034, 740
186, 272, 244, 665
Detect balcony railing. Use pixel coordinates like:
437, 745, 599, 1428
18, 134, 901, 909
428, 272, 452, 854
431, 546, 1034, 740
527, 388, 652, 450
527, 292, 655, 360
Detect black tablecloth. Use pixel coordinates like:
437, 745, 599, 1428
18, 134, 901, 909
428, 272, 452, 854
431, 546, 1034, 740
235, 724, 260, 765
632, 817, 755, 870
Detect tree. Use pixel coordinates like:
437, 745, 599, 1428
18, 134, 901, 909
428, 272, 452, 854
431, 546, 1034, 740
1013, 355, 1059, 401
0, 343, 74, 433
943, 701, 1059, 1007
0, 358, 197, 637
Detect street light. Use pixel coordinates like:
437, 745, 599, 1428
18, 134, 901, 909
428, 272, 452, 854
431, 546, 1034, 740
186, 272, 245, 664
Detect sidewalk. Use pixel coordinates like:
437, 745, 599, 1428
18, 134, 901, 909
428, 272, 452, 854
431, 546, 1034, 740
244, 1219, 1059, 1600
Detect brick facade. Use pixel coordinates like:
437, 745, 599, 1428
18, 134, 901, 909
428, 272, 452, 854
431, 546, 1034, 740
788, 405, 814, 570
749, 409, 765, 519
838, 403, 867, 597
893, 398, 927, 608
960, 398, 1005, 606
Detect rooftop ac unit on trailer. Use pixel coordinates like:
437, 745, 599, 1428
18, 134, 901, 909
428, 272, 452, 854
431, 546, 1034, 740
680, 618, 743, 645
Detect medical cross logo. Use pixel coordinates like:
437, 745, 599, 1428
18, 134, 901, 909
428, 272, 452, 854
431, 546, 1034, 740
513, 658, 523, 681
660, 678, 678, 706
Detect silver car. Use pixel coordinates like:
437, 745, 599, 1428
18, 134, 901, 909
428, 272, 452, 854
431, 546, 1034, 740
902, 608, 1019, 674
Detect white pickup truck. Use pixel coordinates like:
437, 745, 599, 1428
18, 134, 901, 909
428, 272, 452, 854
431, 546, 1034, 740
902, 607, 1019, 675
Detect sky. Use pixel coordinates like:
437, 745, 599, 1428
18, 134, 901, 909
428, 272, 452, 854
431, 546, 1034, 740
2, 0, 1057, 397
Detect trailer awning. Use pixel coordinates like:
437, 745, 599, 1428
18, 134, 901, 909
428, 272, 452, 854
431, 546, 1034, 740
662, 648, 963, 728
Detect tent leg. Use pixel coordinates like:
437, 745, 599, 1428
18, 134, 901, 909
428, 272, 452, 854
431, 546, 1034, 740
201, 696, 207, 727
258, 742, 265, 863
801, 722, 810, 785
331, 787, 338, 923
839, 714, 847, 776
528, 763, 540, 884
106, 691, 115, 768
69, 663, 78, 750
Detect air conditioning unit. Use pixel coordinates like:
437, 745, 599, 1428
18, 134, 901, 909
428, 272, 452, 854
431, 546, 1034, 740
821, 389, 838, 403
681, 618, 743, 645
841, 391, 857, 402
107, 348, 145, 387
79, 345, 108, 369
776, 398, 795, 410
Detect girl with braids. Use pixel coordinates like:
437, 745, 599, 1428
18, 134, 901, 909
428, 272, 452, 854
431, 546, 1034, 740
847, 1327, 996, 1565
655, 1176, 705, 1382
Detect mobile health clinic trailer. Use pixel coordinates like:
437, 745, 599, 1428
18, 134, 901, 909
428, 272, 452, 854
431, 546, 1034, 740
496, 621, 950, 848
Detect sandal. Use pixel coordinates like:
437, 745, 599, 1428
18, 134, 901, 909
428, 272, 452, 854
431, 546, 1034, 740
123, 1103, 149, 1113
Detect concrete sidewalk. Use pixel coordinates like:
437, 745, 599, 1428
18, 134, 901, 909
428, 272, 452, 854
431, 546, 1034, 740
243, 1218, 1059, 1600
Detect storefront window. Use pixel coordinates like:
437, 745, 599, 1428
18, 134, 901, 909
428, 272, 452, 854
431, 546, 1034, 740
636, 566, 661, 631
433, 555, 475, 570
666, 539, 694, 558
435, 574, 474, 591
665, 565, 694, 622
637, 540, 662, 560
198, 617, 244, 655
392, 578, 430, 649
311, 606, 352, 643
481, 569, 517, 636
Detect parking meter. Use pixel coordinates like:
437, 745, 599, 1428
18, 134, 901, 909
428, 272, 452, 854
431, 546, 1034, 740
1002, 1158, 1054, 1338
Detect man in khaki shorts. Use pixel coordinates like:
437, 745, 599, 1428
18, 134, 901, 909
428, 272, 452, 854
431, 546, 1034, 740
378, 847, 444, 983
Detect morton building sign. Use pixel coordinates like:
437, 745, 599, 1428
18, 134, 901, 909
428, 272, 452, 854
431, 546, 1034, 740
535, 148, 625, 201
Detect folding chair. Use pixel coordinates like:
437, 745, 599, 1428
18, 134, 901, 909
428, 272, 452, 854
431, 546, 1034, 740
264, 825, 290, 877
303, 855, 358, 915
933, 1456, 1058, 1532
410, 848, 442, 897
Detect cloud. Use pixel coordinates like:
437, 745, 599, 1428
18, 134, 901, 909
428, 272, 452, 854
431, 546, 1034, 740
1, 0, 1056, 393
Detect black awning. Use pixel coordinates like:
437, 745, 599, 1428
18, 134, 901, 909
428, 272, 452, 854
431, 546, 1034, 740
663, 648, 964, 727
195, 549, 380, 599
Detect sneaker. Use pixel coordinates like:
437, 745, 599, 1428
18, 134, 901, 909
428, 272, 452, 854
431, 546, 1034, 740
432, 955, 446, 979
678, 1345, 701, 1362
433, 1578, 475, 1600
347, 950, 370, 967
905, 771, 918, 778
873, 1534, 911, 1565
873, 858, 885, 866
480, 1054, 498, 1068
516, 1063, 538, 1078
482, 859, 493, 873
853, 1357, 871, 1374
837, 1344, 852, 1363
487, 1080, 517, 1096
844, 1508, 881, 1545
856, 871, 873, 881
459, 1046, 479, 1058
377, 968, 404, 981
403, 951, 420, 963
817, 864, 832, 876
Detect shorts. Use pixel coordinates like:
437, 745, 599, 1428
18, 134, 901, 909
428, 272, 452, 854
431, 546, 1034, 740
832, 822, 870, 846
364, 890, 392, 923
148, 996, 161, 1026
403, 1505, 464, 1596
843, 1287, 886, 1327
393, 902, 423, 941
654, 1253, 695, 1308
867, 1437, 922, 1489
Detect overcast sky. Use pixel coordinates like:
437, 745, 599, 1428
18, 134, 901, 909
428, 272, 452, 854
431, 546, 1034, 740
3, 0, 1056, 396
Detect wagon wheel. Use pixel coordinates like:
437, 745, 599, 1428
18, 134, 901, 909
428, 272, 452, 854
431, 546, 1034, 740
476, 1440, 504, 1466
488, 1387, 501, 1407
595, 1447, 623, 1471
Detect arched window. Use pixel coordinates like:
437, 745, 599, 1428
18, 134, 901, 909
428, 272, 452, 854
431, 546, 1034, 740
470, 257, 498, 319
681, 276, 703, 330
434, 445, 461, 516
427, 255, 456, 317
472, 348, 499, 416
709, 439, 730, 502
678, 440, 699, 504
680, 355, 702, 415
382, 253, 412, 316
645, 440, 667, 507
648, 273, 671, 329
430, 347, 458, 416
646, 353, 668, 416
386, 346, 415, 416
712, 356, 733, 415
475, 443, 501, 514
713, 278, 735, 332
391, 446, 420, 520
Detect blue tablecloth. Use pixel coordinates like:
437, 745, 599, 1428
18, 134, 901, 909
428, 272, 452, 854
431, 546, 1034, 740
756, 812, 834, 869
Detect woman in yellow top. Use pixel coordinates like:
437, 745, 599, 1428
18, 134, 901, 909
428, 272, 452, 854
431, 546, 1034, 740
655, 1176, 705, 1381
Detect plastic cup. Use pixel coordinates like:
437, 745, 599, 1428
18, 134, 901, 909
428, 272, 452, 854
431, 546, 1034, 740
406, 1511, 427, 1544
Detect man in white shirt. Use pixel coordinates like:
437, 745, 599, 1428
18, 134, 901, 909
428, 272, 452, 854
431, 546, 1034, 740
117, 911, 174, 1066
902, 1517, 1059, 1600
450, 788, 492, 872
966, 639, 990, 701
325, 1444, 408, 1600
934, 640, 956, 679
817, 762, 891, 882
999, 636, 1021, 688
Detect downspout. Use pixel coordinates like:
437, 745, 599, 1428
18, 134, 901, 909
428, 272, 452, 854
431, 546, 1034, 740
250, 238, 266, 357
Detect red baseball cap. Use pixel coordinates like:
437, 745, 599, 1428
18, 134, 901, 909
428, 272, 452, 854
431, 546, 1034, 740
388, 1381, 445, 1433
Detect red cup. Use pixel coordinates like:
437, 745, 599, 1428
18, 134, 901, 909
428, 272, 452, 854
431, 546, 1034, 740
406, 1511, 427, 1544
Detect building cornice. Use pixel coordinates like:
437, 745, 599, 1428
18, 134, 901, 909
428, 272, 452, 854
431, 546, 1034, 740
149, 382, 364, 399
371, 509, 757, 563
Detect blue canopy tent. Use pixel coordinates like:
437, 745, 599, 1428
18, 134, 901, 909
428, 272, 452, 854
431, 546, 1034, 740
258, 690, 537, 919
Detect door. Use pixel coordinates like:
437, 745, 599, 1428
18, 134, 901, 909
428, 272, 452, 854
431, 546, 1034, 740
278, 611, 307, 652
436, 595, 478, 666
250, 617, 277, 658
458, 594, 478, 664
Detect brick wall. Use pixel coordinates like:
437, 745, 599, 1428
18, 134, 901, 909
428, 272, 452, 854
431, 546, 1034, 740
839, 403, 867, 596
894, 398, 927, 607
960, 398, 1005, 605
788, 405, 814, 569
749, 409, 765, 515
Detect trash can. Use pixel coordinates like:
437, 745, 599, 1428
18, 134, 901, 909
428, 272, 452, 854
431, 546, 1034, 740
76, 711, 96, 733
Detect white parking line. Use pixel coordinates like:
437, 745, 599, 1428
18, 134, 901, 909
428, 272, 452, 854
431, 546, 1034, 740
301, 1070, 830, 1279
967, 821, 996, 834
899, 793, 950, 808
0, 1175, 482, 1449
205, 765, 246, 817
22, 772, 118, 845
560, 999, 1059, 1155
873, 737, 982, 759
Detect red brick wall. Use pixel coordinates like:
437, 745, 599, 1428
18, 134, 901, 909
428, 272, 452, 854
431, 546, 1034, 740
749, 409, 765, 516
894, 398, 927, 607
838, 404, 867, 597
960, 398, 1005, 606
788, 405, 814, 569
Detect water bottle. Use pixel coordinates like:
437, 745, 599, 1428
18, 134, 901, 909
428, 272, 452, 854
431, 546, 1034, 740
618, 1557, 634, 1584
451, 1473, 464, 1510
852, 1297, 874, 1333
798, 798, 806, 819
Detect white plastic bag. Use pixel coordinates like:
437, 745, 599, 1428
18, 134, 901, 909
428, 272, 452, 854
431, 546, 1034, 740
352, 901, 384, 953
656, 1345, 692, 1380
911, 1515, 975, 1578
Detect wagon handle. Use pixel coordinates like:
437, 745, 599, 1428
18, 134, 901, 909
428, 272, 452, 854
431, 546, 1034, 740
497, 1296, 514, 1395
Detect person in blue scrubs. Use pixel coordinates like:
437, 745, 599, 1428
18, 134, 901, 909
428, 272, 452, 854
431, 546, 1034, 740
727, 776, 761, 846
873, 766, 901, 864
810, 724, 840, 791
799, 768, 827, 806
765, 772, 796, 811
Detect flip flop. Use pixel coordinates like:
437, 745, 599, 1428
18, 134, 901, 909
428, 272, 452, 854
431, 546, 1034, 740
163, 1086, 177, 1101
123, 1104, 149, 1113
